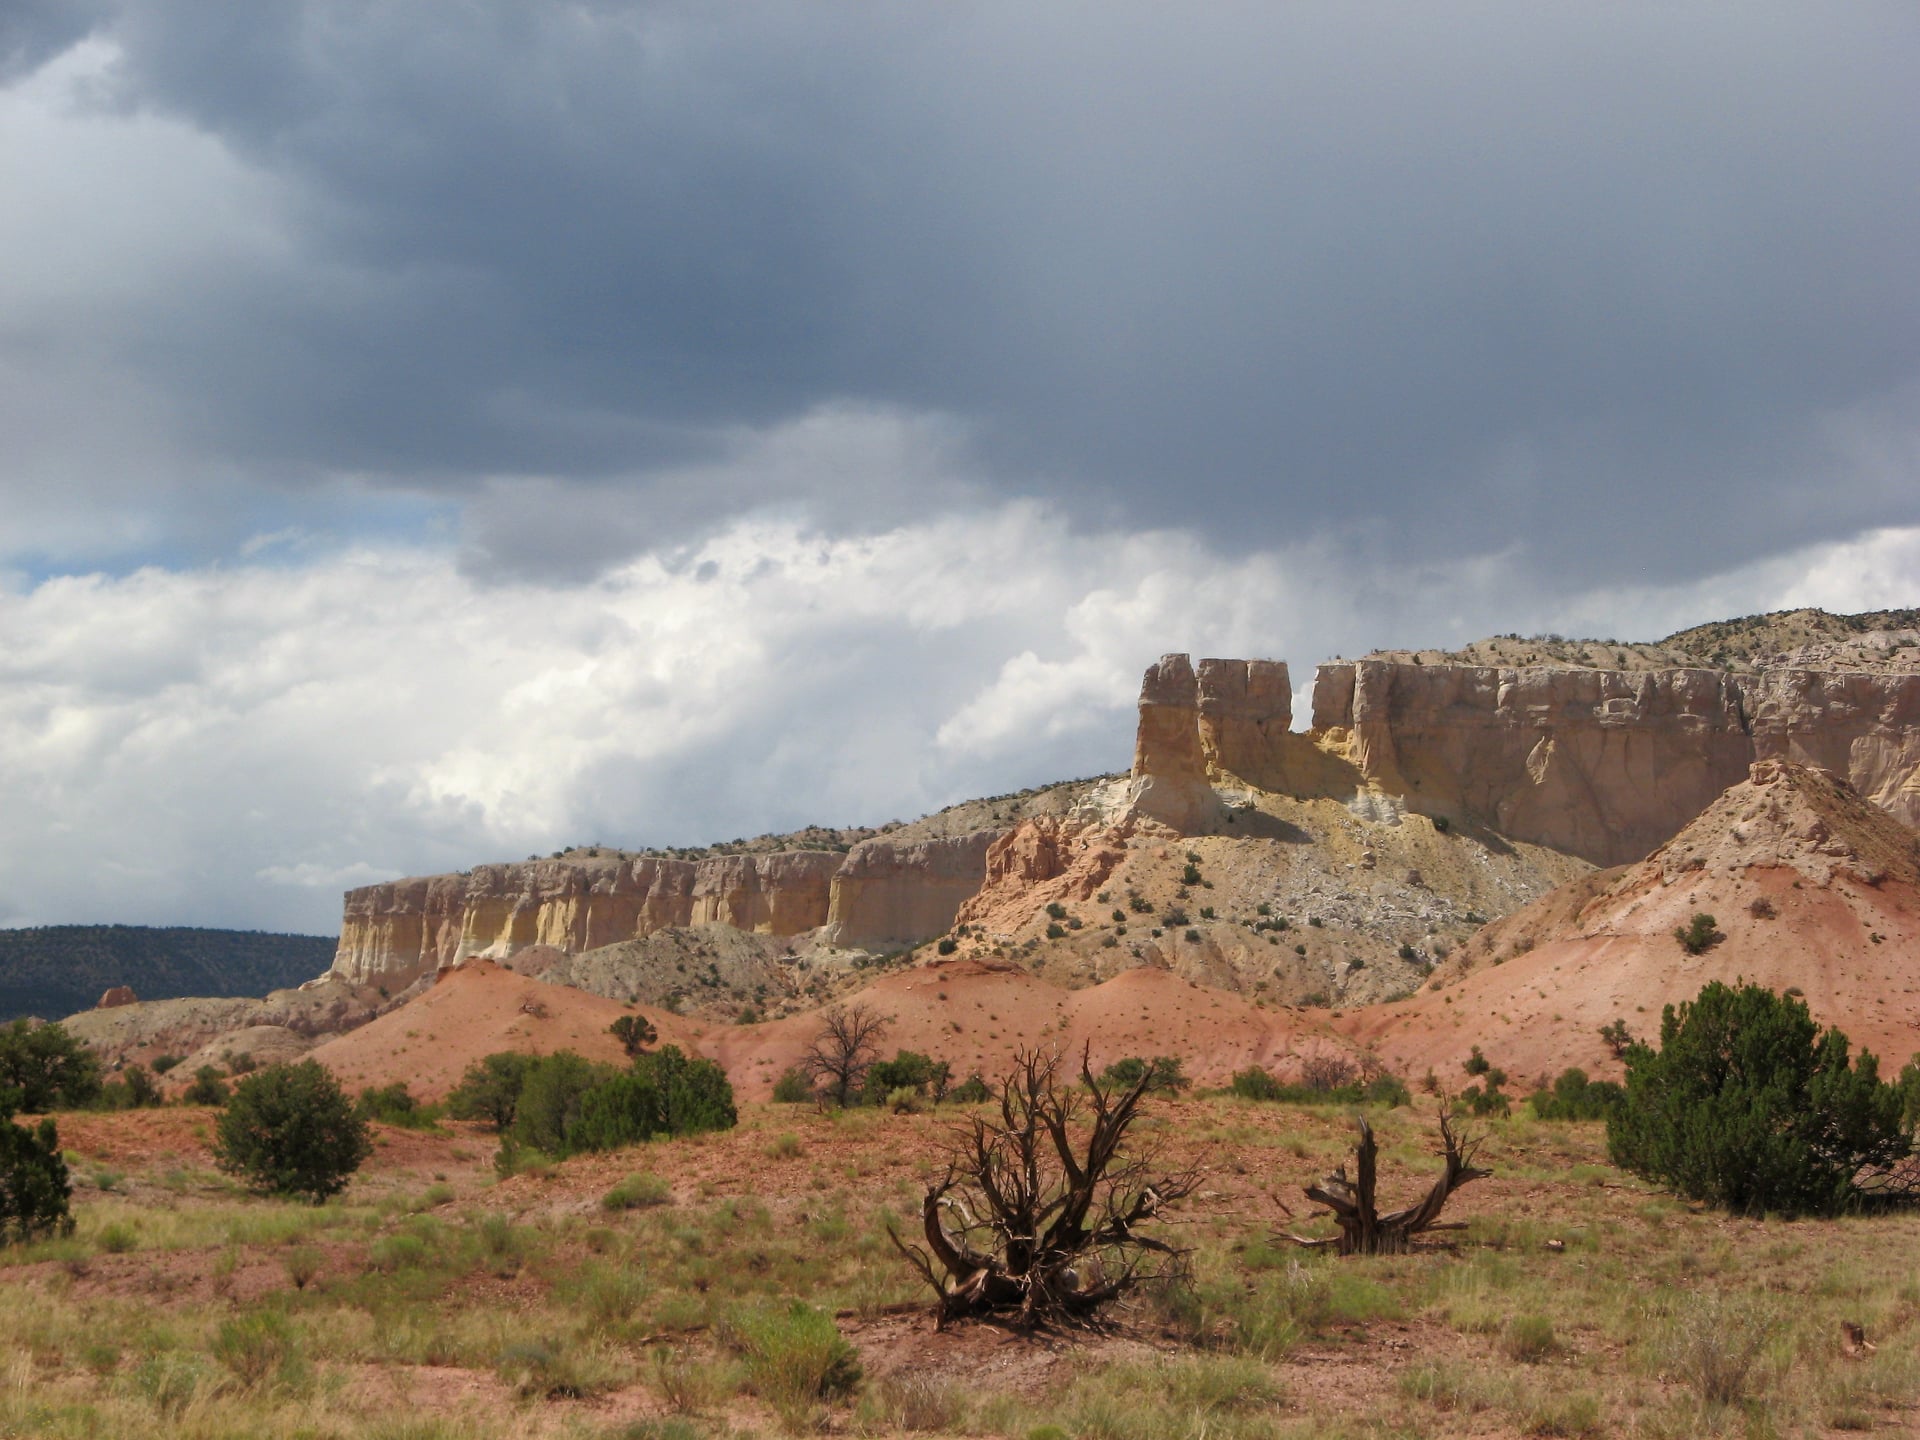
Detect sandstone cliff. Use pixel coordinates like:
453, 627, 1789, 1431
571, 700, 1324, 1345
1308, 659, 1920, 863
333, 834, 1000, 990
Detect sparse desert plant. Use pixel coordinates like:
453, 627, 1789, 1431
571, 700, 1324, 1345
1501, 1313, 1559, 1362
1599, 1018, 1635, 1058
1608, 981, 1910, 1215
1748, 894, 1777, 920
602, 1171, 672, 1210
889, 1046, 1198, 1328
284, 1245, 323, 1289
1673, 911, 1722, 955
1664, 1293, 1779, 1407
213, 1059, 372, 1202
212, 1309, 299, 1389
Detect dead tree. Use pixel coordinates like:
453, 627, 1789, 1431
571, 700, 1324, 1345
889, 1046, 1198, 1329
1284, 1105, 1490, 1255
800, 1003, 890, 1107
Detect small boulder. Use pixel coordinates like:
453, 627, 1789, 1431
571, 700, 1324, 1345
96, 985, 138, 1009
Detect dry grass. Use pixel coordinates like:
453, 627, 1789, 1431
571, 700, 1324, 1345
3, 1097, 1920, 1436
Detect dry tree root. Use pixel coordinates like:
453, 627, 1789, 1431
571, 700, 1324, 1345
1283, 1103, 1490, 1256
889, 1045, 1197, 1330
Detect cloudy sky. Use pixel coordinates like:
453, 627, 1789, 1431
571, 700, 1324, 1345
2, 2, 1916, 935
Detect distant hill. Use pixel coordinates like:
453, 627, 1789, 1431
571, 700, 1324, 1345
0, 926, 337, 1022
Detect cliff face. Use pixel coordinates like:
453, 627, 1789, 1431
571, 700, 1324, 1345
1127, 653, 1920, 865
334, 836, 997, 989
823, 831, 999, 952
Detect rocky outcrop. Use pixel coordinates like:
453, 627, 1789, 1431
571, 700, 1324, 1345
952, 816, 1132, 934
1128, 656, 1300, 829
334, 836, 1000, 990
1306, 660, 1920, 864
333, 851, 845, 990
96, 986, 137, 1009
823, 832, 998, 951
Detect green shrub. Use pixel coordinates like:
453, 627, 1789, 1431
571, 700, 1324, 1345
637, 1044, 737, 1137
728, 1302, 862, 1410
506, 1052, 620, 1157
1045, 902, 1067, 920
181, 1066, 230, 1106
0, 1100, 72, 1241
212, 1310, 299, 1389
0, 1019, 101, 1110
609, 1014, 658, 1057
1527, 1068, 1625, 1122
356, 1081, 435, 1128
213, 1059, 371, 1202
602, 1172, 673, 1211
1230, 1066, 1282, 1101
862, 1050, 951, 1105
771, 1067, 815, 1104
1674, 912, 1721, 955
568, 1073, 666, 1153
1608, 981, 1910, 1216
151, 1054, 182, 1074
1097, 1055, 1190, 1094
946, 1073, 991, 1104
446, 1051, 537, 1131
98, 1063, 163, 1111
935, 937, 958, 956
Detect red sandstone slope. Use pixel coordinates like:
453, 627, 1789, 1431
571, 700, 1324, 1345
1339, 761, 1920, 1084
306, 960, 698, 1099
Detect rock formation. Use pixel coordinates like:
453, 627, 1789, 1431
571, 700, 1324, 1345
333, 834, 1001, 991
1125, 650, 1920, 865
1309, 659, 1920, 863
96, 986, 137, 1009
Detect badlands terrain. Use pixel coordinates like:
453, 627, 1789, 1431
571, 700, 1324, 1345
9, 605, 1920, 1438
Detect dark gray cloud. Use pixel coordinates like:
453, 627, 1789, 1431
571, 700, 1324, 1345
7, 1, 1920, 583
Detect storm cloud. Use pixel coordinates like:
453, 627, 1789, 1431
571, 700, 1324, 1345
2, 4, 1916, 931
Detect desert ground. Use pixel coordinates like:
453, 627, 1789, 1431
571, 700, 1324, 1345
3, 1089, 1917, 1439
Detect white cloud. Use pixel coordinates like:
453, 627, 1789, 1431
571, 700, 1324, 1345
0, 507, 1913, 936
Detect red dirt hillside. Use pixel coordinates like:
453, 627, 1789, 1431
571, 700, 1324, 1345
306, 959, 698, 1099
1338, 760, 1920, 1086
706, 956, 1354, 1100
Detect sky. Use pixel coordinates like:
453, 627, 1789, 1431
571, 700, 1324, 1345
1, 2, 1916, 936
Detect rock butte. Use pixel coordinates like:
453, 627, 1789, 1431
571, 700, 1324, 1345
326, 643, 1920, 992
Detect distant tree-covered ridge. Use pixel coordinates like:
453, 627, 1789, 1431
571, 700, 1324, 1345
0, 925, 337, 1021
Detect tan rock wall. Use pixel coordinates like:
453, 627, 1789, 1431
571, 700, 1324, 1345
1304, 659, 1920, 864
824, 831, 997, 950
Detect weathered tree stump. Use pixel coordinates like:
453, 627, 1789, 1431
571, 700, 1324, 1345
1285, 1106, 1489, 1255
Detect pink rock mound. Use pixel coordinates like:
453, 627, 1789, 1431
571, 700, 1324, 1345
96, 986, 137, 1009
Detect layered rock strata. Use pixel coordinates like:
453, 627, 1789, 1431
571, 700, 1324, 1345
1130, 652, 1920, 865
333, 833, 999, 989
